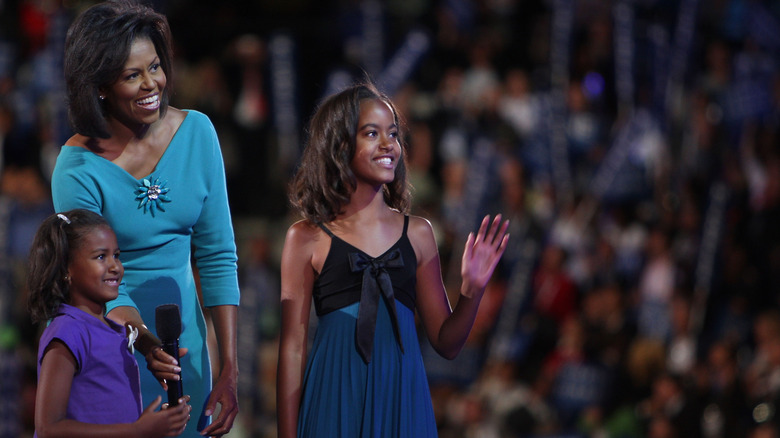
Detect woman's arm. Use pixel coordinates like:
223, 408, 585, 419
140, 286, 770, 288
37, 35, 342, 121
200, 304, 238, 437
277, 222, 317, 438
186, 112, 241, 437
107, 306, 182, 388
35, 341, 191, 438
414, 215, 509, 359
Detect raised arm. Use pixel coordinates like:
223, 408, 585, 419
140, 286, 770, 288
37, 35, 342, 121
414, 215, 509, 359
277, 222, 317, 438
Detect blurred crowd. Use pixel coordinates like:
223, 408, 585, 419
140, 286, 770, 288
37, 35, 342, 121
2, 0, 780, 437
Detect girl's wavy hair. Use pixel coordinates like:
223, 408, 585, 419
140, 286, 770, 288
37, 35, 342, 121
27, 209, 110, 324
64, 0, 173, 138
289, 82, 411, 223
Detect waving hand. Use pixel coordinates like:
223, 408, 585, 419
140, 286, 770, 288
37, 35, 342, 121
460, 214, 510, 297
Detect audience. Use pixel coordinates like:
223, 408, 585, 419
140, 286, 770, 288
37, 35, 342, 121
2, 0, 779, 436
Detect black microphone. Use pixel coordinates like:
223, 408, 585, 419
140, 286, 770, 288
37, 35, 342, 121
155, 304, 183, 406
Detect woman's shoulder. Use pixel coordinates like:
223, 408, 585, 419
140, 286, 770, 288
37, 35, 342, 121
53, 138, 99, 176
177, 108, 211, 126
63, 133, 90, 148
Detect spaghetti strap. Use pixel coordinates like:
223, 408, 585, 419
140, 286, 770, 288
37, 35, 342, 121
321, 217, 408, 238
318, 222, 336, 238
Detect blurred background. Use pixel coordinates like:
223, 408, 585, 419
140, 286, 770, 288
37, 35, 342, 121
2, 0, 780, 437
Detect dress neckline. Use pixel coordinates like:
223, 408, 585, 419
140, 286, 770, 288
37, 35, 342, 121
319, 215, 409, 260
61, 110, 191, 181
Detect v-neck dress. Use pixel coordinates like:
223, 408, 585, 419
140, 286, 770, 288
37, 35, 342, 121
50, 110, 240, 436
298, 216, 438, 437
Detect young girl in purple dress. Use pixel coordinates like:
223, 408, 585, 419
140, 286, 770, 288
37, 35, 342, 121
277, 82, 510, 437
28, 209, 191, 437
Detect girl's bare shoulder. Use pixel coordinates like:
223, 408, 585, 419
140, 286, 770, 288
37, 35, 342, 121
406, 214, 438, 263
407, 214, 434, 238
285, 219, 323, 244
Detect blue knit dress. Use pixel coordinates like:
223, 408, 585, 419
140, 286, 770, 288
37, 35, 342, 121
51, 110, 240, 437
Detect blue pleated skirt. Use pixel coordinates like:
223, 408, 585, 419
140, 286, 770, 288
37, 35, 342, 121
298, 299, 438, 437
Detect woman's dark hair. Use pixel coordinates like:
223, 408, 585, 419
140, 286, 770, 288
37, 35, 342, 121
27, 209, 111, 324
289, 82, 411, 223
64, 0, 174, 138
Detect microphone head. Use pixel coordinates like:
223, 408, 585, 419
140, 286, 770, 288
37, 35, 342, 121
155, 304, 182, 342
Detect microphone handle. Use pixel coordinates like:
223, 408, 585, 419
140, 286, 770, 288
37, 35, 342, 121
161, 339, 183, 406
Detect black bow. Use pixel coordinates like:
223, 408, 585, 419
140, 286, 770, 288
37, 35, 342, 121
348, 247, 405, 363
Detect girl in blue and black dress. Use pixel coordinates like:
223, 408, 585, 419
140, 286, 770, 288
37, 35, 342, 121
277, 82, 510, 438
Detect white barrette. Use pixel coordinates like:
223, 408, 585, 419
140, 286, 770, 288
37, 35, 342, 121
57, 213, 71, 224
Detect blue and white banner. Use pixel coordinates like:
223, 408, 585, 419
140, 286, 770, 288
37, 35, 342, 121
664, 0, 699, 116
377, 28, 431, 96
549, 0, 575, 207
361, 0, 384, 78
613, 0, 635, 113
269, 33, 300, 171
690, 182, 729, 335
590, 110, 660, 201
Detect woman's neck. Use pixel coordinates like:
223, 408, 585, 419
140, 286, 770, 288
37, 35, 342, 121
77, 116, 155, 161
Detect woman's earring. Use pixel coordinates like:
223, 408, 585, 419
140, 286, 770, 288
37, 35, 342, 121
99, 95, 105, 101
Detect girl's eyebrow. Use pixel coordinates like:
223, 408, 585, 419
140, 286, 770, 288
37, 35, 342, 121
358, 122, 398, 130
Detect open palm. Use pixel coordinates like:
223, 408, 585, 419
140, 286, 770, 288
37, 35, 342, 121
461, 214, 510, 294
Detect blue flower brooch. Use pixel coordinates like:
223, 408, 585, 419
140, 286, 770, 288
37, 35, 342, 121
135, 177, 171, 216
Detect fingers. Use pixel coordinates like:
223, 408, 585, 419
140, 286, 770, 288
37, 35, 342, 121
161, 395, 190, 410
143, 395, 163, 414
200, 394, 238, 437
165, 396, 192, 436
461, 231, 475, 264
474, 214, 509, 247
146, 348, 182, 388
486, 214, 508, 246
200, 405, 238, 437
476, 214, 490, 241
148, 346, 179, 366
488, 232, 510, 273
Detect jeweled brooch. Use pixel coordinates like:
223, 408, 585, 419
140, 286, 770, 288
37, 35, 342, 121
135, 177, 171, 216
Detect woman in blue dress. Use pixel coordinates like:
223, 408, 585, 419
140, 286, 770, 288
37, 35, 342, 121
277, 82, 510, 437
51, 2, 239, 437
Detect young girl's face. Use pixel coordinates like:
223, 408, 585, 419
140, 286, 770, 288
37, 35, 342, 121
350, 98, 401, 187
67, 225, 123, 313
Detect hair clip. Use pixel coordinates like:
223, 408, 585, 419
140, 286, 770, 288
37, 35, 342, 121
57, 213, 71, 224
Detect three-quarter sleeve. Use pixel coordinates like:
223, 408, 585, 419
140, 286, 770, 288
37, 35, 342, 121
190, 116, 240, 307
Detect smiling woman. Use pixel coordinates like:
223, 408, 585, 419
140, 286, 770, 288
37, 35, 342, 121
100, 37, 167, 132
48, 1, 241, 437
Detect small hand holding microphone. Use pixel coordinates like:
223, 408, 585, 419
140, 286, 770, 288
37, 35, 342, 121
155, 303, 183, 406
